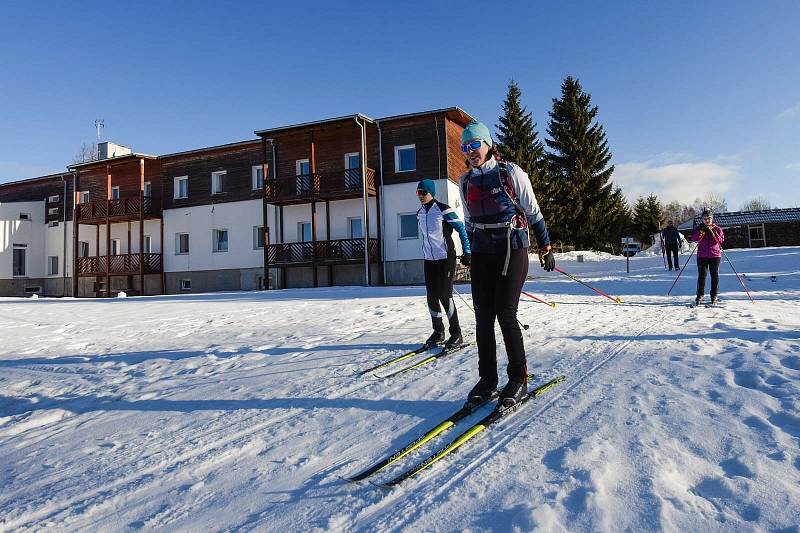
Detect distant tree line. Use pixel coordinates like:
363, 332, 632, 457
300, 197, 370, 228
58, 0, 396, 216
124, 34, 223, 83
493, 78, 775, 252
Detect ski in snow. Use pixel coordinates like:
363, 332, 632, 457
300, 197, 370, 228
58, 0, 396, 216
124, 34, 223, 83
379, 375, 566, 487
354, 343, 441, 376
344, 389, 502, 482
374, 342, 472, 379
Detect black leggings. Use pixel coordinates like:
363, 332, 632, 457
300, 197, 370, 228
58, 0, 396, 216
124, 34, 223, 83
424, 256, 460, 335
665, 245, 679, 270
470, 248, 529, 383
696, 257, 721, 299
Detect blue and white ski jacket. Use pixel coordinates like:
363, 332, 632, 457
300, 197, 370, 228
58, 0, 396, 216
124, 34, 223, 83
418, 199, 471, 261
458, 157, 550, 254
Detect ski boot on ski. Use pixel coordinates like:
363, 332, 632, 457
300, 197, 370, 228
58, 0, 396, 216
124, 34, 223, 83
443, 331, 463, 351
499, 378, 527, 408
422, 330, 445, 350
465, 377, 497, 407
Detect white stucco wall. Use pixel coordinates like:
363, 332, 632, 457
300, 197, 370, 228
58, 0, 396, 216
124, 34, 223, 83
0, 201, 45, 278
278, 198, 377, 242
163, 199, 267, 273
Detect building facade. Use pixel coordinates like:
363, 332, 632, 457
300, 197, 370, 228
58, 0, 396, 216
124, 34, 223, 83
0, 107, 474, 296
677, 208, 800, 249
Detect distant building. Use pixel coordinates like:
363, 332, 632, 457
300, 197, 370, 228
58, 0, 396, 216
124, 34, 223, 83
677, 208, 800, 248
0, 107, 474, 297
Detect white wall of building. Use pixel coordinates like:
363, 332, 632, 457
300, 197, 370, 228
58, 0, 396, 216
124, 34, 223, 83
278, 198, 377, 242
379, 179, 466, 262
164, 199, 265, 272
90, 220, 163, 255
44, 222, 73, 278
0, 201, 46, 278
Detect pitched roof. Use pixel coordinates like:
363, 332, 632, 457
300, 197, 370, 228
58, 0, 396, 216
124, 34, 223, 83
677, 208, 800, 230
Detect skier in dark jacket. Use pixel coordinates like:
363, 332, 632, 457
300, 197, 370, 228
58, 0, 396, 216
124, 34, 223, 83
660, 220, 681, 270
416, 179, 471, 350
458, 121, 555, 408
691, 208, 725, 306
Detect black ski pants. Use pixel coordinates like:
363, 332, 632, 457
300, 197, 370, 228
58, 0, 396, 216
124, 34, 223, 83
470, 248, 529, 383
665, 245, 679, 270
424, 255, 460, 336
696, 257, 721, 299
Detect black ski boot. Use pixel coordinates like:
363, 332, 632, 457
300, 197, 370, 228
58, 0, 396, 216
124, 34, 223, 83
710, 295, 718, 306
444, 331, 463, 351
466, 378, 497, 407
500, 378, 528, 407
423, 330, 445, 350
694, 296, 702, 307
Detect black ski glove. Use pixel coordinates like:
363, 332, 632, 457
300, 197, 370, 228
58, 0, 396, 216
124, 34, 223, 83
538, 246, 555, 272
460, 253, 471, 267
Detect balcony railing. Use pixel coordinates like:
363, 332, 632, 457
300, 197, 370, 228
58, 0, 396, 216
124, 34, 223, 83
77, 253, 163, 276
266, 238, 379, 265
264, 168, 376, 203
77, 195, 162, 222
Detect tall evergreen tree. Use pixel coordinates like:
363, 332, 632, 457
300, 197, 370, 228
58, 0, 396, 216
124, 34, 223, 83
494, 80, 554, 235
545, 76, 615, 249
496, 80, 546, 179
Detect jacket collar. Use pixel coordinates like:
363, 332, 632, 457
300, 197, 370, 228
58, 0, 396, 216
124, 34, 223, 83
470, 157, 498, 175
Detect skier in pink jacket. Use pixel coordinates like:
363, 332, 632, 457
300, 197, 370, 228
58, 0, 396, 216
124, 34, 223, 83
691, 208, 725, 306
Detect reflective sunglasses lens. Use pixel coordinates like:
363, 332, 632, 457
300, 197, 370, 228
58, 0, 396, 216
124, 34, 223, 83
461, 141, 483, 153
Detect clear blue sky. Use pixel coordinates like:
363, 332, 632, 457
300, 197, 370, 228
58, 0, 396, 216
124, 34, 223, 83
2, 1, 798, 210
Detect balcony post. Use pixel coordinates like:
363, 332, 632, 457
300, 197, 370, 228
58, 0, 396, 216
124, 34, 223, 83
139, 157, 145, 295
310, 133, 318, 287
72, 170, 79, 297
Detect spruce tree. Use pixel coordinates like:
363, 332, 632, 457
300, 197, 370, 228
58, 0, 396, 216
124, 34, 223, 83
496, 80, 546, 180
545, 76, 615, 249
632, 194, 663, 247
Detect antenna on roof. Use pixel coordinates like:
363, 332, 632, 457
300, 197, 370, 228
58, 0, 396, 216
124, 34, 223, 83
94, 119, 105, 142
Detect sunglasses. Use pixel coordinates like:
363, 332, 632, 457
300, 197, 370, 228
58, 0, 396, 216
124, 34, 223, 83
702, 216, 712, 220
416, 190, 428, 196
460, 140, 483, 153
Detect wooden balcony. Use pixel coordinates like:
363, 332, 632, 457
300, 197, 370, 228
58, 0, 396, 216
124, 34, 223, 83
265, 168, 376, 205
76, 195, 162, 223
77, 253, 163, 277
266, 238, 379, 266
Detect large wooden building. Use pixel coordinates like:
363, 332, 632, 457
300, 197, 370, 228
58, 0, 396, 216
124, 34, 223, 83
0, 107, 474, 297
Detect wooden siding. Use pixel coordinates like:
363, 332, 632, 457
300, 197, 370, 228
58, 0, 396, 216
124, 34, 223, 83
0, 175, 74, 223
160, 142, 266, 209
445, 117, 469, 181
379, 114, 449, 186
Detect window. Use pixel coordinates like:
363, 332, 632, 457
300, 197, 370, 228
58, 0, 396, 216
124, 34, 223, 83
48, 256, 59, 276
394, 144, 416, 172
111, 186, 120, 200
399, 213, 419, 239
79, 241, 90, 258
79, 191, 90, 204
111, 239, 121, 255
253, 226, 265, 249
211, 171, 227, 195
749, 224, 766, 247
48, 221, 59, 228
48, 207, 59, 216
180, 279, 192, 291
19, 213, 31, 221
213, 229, 228, 252
348, 217, 363, 239
344, 152, 361, 188
296, 159, 311, 194
143, 235, 152, 254
144, 181, 152, 197
174, 177, 188, 199
13, 246, 26, 276
252, 165, 265, 190
176, 233, 190, 254
299, 222, 312, 242
48, 194, 60, 203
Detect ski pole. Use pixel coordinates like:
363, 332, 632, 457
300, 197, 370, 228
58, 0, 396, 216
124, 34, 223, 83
521, 290, 556, 308
660, 236, 667, 269
666, 239, 698, 296
453, 283, 529, 330
721, 249, 754, 303
553, 266, 622, 304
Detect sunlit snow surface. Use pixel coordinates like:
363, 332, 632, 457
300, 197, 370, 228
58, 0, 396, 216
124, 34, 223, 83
1, 247, 798, 531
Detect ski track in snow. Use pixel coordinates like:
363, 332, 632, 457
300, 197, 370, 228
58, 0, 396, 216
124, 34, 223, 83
0, 247, 799, 531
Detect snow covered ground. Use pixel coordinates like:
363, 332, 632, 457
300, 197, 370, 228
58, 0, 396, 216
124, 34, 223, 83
1, 247, 799, 532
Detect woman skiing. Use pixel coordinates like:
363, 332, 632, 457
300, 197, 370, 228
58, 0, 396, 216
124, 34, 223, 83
458, 121, 555, 407
691, 208, 725, 306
